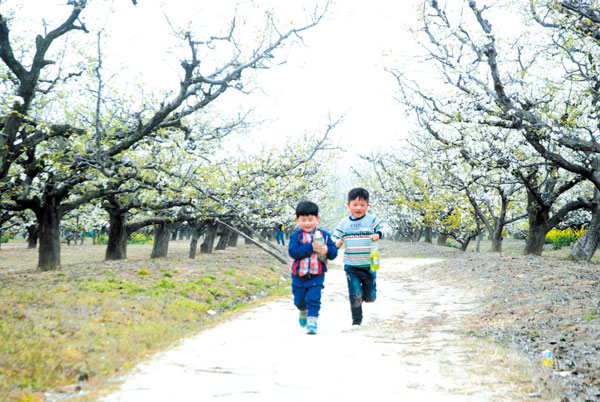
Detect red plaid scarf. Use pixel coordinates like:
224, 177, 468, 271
290, 230, 326, 276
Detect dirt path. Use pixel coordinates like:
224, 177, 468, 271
98, 257, 547, 401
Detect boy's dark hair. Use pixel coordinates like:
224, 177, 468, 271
296, 201, 319, 217
348, 187, 369, 202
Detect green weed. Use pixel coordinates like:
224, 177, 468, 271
0, 242, 289, 401
81, 278, 145, 295
580, 310, 599, 321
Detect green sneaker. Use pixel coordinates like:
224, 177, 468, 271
306, 316, 317, 334
299, 310, 308, 327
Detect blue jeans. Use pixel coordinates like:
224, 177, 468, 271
291, 273, 325, 318
275, 231, 285, 245
344, 265, 376, 322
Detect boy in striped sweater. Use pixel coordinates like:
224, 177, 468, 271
288, 201, 338, 334
332, 188, 384, 326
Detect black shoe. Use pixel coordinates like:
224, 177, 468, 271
352, 319, 362, 326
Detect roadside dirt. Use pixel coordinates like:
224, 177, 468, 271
95, 241, 599, 401
387, 243, 600, 401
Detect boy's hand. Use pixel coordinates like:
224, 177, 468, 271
313, 242, 327, 256
335, 238, 344, 249
370, 233, 380, 242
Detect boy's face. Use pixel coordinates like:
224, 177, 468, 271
296, 214, 320, 233
347, 198, 369, 219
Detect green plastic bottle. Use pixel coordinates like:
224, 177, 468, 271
314, 231, 327, 263
370, 243, 380, 271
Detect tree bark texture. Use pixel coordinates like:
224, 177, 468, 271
412, 227, 422, 242
570, 196, 600, 262
524, 223, 549, 256
244, 227, 253, 245
436, 233, 448, 246
105, 211, 128, 260
150, 222, 171, 259
201, 221, 218, 254
569, 218, 600, 262
424, 226, 432, 243
460, 237, 473, 252
35, 198, 62, 271
188, 222, 205, 259
189, 236, 199, 259
490, 226, 503, 253
524, 190, 551, 255
215, 228, 230, 250
228, 231, 238, 247
27, 225, 38, 249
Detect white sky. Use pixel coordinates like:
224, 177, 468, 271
2, 0, 424, 162
2, 0, 529, 163
233, 0, 419, 156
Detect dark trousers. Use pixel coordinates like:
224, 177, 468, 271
344, 265, 377, 323
275, 231, 285, 245
291, 273, 325, 318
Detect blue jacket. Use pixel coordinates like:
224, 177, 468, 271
288, 228, 338, 276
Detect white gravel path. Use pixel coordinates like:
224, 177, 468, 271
99, 257, 518, 401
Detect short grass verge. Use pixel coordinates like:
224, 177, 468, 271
0, 241, 289, 402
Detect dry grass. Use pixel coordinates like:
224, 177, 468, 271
0, 240, 289, 402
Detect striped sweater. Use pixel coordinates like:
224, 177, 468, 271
332, 213, 384, 267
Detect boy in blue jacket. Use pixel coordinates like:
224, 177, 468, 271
288, 201, 337, 334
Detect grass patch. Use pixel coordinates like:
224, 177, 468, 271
580, 310, 599, 322
0, 241, 289, 401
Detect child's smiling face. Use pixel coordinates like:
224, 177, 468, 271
296, 214, 319, 233
347, 198, 369, 219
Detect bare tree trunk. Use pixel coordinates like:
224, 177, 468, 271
215, 229, 230, 250
27, 225, 38, 249
490, 226, 503, 253
201, 221, 218, 254
243, 226, 253, 244
189, 235, 199, 259
240, 226, 253, 245
105, 211, 128, 260
436, 233, 448, 246
475, 220, 482, 253
150, 222, 171, 259
188, 223, 205, 259
570, 219, 600, 262
424, 226, 432, 243
411, 227, 422, 242
228, 231, 238, 247
570, 193, 600, 262
459, 233, 478, 251
524, 224, 548, 256
35, 199, 62, 271
524, 192, 552, 255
